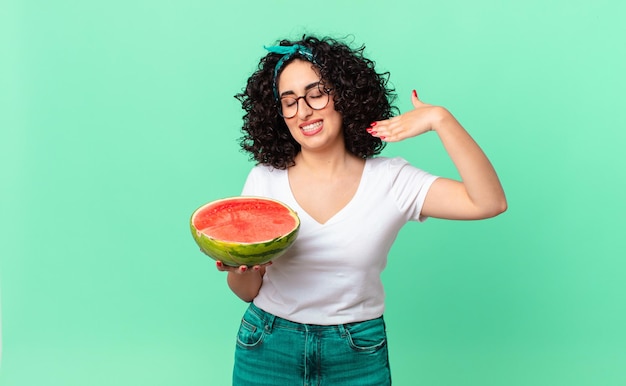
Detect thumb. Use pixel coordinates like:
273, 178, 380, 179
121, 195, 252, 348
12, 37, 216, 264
411, 89, 425, 109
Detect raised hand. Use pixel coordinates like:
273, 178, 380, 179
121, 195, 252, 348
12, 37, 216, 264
367, 90, 445, 142
368, 89, 507, 220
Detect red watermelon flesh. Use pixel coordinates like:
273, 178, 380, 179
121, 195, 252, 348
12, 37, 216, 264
195, 199, 297, 243
190, 196, 300, 266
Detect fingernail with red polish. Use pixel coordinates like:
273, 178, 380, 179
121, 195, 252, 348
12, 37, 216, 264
371, 131, 377, 135
412, 90, 418, 98
216, 261, 223, 268
370, 122, 377, 127
240, 266, 247, 272
366, 127, 373, 133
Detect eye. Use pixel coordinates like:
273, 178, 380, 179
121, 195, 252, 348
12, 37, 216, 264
307, 89, 323, 99
281, 98, 297, 107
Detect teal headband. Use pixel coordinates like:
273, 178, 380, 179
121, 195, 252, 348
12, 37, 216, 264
264, 44, 316, 100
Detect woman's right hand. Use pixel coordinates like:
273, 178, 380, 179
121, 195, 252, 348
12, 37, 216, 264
215, 260, 273, 274
216, 260, 271, 302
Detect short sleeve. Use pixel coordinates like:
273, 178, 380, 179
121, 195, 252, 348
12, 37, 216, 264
241, 166, 264, 196
387, 157, 438, 222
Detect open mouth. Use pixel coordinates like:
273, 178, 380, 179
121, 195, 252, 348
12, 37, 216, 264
300, 120, 323, 135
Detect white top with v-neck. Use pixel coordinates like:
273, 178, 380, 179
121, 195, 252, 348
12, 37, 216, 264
241, 156, 438, 325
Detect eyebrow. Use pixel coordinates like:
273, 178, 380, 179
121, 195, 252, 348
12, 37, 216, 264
279, 81, 321, 98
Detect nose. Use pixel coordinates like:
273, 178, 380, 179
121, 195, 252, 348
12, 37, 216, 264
296, 97, 313, 119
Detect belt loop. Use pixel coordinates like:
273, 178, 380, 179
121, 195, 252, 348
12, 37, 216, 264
337, 323, 347, 338
264, 312, 276, 334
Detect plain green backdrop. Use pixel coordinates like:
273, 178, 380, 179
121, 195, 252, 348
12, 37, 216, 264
1, 0, 625, 385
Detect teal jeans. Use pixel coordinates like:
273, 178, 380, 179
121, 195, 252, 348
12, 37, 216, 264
233, 302, 391, 385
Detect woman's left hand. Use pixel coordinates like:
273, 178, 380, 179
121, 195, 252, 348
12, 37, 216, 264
367, 90, 445, 142
369, 89, 507, 220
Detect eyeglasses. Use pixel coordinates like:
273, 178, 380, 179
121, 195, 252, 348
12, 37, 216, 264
278, 84, 333, 119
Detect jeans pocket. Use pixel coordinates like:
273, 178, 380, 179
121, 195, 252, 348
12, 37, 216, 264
343, 318, 387, 353
236, 312, 265, 349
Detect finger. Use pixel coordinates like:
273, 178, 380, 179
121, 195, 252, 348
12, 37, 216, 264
366, 123, 383, 139
366, 121, 379, 134
377, 119, 411, 142
237, 265, 249, 274
367, 117, 395, 131
367, 120, 392, 139
411, 89, 426, 109
216, 261, 227, 271
372, 118, 401, 139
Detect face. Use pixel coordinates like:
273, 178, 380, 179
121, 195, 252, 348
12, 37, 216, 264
277, 59, 343, 153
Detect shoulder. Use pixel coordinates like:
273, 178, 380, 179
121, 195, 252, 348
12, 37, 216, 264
366, 156, 414, 174
366, 156, 437, 188
242, 163, 287, 196
366, 158, 438, 222
247, 163, 285, 178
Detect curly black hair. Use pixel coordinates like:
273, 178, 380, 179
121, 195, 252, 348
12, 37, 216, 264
235, 35, 398, 169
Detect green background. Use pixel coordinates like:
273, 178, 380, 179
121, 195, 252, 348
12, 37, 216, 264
1, 0, 625, 385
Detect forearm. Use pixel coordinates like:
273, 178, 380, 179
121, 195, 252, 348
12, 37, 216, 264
433, 107, 507, 216
226, 270, 264, 302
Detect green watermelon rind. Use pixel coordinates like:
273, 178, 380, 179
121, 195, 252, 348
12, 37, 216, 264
190, 196, 300, 267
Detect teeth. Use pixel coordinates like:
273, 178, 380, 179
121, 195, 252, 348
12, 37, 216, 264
302, 121, 322, 132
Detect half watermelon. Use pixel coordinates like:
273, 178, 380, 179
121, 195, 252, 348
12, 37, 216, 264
190, 196, 300, 267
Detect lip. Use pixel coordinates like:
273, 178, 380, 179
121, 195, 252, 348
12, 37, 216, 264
299, 119, 323, 137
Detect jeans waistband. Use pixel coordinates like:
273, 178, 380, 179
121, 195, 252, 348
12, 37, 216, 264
248, 302, 383, 334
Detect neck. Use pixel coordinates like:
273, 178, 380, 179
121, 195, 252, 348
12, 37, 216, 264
294, 148, 362, 176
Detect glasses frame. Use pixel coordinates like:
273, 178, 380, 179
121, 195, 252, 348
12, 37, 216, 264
277, 84, 333, 119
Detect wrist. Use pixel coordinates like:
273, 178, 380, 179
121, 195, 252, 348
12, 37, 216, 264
430, 106, 453, 133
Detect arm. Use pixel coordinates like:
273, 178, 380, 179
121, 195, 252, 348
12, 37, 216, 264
370, 90, 507, 220
216, 261, 270, 302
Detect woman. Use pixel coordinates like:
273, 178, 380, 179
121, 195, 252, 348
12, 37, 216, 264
217, 35, 507, 385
